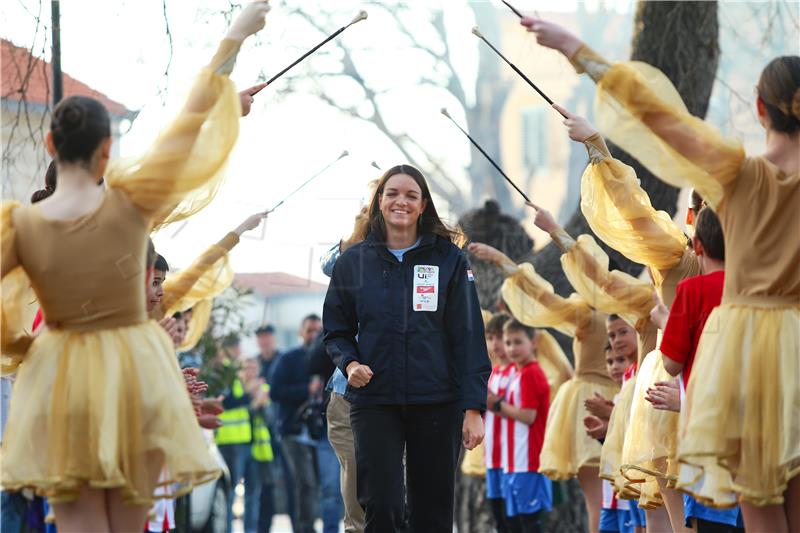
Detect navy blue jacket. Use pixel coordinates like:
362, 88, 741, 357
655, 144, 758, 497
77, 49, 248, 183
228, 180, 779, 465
323, 232, 490, 411
268, 347, 310, 437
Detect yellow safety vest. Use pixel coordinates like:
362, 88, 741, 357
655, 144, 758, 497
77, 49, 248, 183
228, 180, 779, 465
251, 419, 273, 462
215, 379, 252, 445
251, 383, 273, 462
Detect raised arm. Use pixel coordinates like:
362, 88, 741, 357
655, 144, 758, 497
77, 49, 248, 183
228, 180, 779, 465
106, 2, 271, 227
158, 211, 267, 318
528, 203, 653, 325
468, 242, 591, 337
1, 202, 34, 371
522, 17, 745, 209
555, 106, 688, 272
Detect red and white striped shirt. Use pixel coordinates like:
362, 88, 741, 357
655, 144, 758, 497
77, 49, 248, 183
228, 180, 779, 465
602, 478, 629, 510
484, 363, 516, 469
501, 360, 550, 473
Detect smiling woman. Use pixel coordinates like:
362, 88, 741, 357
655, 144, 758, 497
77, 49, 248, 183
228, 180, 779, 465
323, 164, 491, 533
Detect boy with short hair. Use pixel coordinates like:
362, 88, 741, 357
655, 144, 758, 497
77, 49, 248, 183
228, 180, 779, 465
482, 312, 514, 533
490, 319, 552, 532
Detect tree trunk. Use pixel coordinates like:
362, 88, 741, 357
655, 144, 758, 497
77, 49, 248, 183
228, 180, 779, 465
467, 3, 515, 214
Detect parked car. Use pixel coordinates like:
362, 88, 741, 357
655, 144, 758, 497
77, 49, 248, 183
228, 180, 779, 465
180, 430, 231, 533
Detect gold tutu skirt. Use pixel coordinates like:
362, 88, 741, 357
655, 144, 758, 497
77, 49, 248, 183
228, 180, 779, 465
540, 377, 619, 480
1, 322, 221, 505
600, 377, 639, 499
620, 350, 680, 508
677, 303, 800, 507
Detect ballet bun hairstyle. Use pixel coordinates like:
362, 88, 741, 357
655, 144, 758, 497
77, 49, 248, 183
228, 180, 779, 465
50, 96, 111, 163
30, 161, 58, 203
756, 55, 800, 135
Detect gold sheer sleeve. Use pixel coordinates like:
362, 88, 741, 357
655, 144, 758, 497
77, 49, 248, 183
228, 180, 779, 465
2, 202, 34, 373
571, 45, 745, 210
178, 298, 212, 352
536, 330, 575, 400
580, 135, 688, 274
106, 39, 243, 230
501, 262, 593, 338
160, 232, 238, 318
559, 231, 654, 326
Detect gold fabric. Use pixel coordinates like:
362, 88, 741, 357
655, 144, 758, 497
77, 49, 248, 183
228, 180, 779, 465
502, 261, 619, 480
575, 44, 800, 506
621, 350, 679, 486
600, 377, 638, 499
535, 330, 574, 401
153, 233, 238, 320
677, 304, 800, 507
540, 377, 620, 480
461, 443, 486, 477
501, 263, 591, 338
580, 134, 688, 277
501, 264, 615, 383
0, 38, 245, 504
558, 232, 654, 328
108, 39, 242, 231
1, 202, 36, 372
573, 46, 746, 210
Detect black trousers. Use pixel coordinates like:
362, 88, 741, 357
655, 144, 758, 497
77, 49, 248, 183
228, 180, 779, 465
350, 402, 464, 533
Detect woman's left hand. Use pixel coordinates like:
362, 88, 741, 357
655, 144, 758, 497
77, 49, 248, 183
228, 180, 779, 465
462, 409, 485, 450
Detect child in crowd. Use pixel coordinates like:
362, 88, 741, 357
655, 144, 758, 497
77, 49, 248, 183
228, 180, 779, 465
649, 207, 744, 533
483, 312, 515, 533
491, 319, 552, 533
595, 344, 638, 533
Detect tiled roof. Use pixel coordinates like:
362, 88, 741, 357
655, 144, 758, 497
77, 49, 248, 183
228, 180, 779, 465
234, 272, 328, 298
1, 38, 134, 118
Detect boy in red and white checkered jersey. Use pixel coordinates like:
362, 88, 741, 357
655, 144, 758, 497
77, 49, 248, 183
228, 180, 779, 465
483, 312, 515, 532
489, 319, 552, 532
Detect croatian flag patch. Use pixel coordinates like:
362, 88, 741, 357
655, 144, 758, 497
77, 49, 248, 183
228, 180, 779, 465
467, 269, 475, 282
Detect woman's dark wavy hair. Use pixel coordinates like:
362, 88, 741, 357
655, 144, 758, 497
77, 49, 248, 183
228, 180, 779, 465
367, 164, 463, 244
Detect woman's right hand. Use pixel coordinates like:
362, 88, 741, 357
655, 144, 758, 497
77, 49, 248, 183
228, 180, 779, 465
346, 362, 373, 388
519, 17, 582, 58
226, 1, 271, 42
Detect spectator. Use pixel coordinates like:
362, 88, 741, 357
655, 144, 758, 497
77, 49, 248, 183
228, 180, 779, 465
214, 334, 260, 531
256, 324, 280, 383
270, 314, 323, 533
253, 324, 289, 532
308, 332, 345, 533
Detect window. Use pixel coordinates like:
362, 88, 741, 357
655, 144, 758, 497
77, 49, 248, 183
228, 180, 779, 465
521, 107, 548, 175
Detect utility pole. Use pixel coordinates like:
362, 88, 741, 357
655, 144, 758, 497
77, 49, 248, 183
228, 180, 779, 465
51, 0, 62, 105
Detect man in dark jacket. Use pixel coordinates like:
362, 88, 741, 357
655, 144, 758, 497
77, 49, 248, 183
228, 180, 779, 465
269, 314, 323, 533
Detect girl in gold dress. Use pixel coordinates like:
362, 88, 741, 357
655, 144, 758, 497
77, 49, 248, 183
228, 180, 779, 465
524, 16, 799, 532
1, 3, 270, 531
